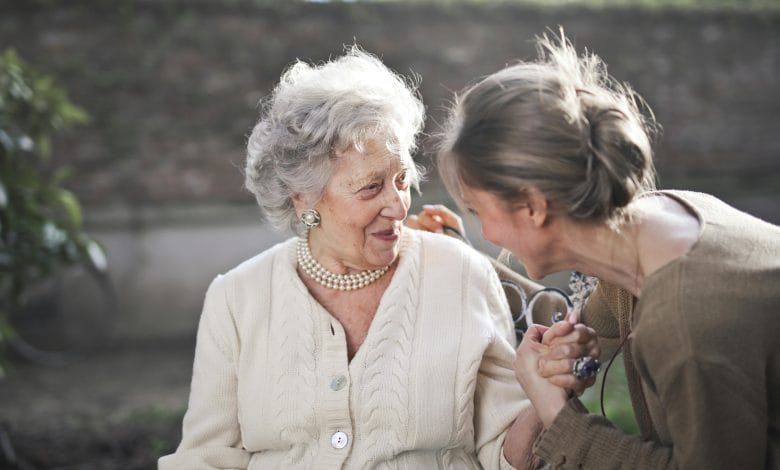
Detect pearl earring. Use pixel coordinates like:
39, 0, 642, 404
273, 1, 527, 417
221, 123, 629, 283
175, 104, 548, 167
300, 209, 321, 229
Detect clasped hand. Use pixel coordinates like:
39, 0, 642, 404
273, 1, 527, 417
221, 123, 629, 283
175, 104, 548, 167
514, 310, 600, 428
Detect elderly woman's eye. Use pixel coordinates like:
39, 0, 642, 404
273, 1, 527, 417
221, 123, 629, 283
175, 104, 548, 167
396, 172, 410, 189
362, 182, 382, 193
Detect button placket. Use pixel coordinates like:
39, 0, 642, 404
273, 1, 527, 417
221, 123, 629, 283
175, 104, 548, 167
319, 312, 353, 461
330, 375, 347, 391
331, 431, 349, 449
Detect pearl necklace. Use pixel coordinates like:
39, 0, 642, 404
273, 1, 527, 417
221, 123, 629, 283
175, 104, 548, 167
297, 234, 389, 290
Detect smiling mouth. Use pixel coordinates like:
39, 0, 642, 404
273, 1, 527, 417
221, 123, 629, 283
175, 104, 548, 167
372, 228, 400, 240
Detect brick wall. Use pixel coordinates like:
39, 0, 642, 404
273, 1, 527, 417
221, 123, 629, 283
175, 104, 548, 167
2, 1, 778, 221
3, 2, 778, 338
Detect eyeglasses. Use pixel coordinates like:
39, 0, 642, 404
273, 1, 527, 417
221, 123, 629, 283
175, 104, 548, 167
501, 281, 574, 341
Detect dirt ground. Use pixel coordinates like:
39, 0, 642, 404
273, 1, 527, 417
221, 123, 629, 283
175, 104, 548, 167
0, 339, 195, 469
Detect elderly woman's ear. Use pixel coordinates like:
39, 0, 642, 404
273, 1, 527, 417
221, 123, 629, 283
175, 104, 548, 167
291, 192, 312, 216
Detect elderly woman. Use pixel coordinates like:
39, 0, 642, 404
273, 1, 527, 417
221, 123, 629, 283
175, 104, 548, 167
158, 48, 596, 470
435, 31, 780, 469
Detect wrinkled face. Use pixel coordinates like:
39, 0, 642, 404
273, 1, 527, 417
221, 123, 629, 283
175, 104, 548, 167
304, 139, 411, 272
461, 185, 552, 280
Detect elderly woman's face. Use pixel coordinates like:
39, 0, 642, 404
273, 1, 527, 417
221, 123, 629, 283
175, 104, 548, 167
308, 139, 411, 272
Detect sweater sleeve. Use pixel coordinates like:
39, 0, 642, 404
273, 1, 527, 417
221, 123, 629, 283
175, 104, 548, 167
533, 398, 672, 469
580, 282, 624, 360
475, 261, 530, 470
158, 275, 251, 470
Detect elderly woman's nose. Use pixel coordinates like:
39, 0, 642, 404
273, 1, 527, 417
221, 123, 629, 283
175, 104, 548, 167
382, 188, 409, 219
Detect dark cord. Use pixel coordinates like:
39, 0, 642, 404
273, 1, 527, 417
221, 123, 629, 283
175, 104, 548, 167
600, 334, 630, 418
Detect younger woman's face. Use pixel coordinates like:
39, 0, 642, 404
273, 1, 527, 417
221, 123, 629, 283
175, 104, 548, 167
461, 185, 552, 280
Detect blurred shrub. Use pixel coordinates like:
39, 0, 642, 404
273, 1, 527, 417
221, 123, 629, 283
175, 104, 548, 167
350, 0, 780, 11
0, 49, 106, 376
580, 353, 639, 435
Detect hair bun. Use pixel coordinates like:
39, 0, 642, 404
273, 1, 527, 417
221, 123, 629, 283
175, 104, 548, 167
570, 91, 655, 220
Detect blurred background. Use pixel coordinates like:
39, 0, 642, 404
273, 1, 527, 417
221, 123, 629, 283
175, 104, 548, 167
1, 0, 778, 467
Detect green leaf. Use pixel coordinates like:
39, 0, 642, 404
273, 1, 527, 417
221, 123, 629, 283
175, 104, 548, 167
0, 129, 14, 153
52, 166, 73, 184
56, 189, 82, 228
0, 47, 102, 369
36, 135, 51, 158
8, 79, 32, 101
61, 102, 90, 125
85, 239, 108, 272
41, 221, 67, 250
0, 180, 7, 208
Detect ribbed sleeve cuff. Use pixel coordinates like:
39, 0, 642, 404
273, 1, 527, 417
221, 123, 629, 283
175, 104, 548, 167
533, 398, 589, 466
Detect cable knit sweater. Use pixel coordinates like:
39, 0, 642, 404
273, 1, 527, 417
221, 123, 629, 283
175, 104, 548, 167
159, 229, 527, 469
534, 190, 780, 469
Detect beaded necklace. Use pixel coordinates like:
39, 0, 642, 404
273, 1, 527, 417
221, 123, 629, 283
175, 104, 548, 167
296, 234, 389, 291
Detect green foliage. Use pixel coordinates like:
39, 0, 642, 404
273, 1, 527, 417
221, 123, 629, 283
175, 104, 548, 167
316, 0, 780, 11
0, 49, 106, 376
580, 353, 639, 435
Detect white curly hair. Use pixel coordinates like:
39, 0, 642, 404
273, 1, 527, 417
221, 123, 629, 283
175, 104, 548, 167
245, 46, 426, 232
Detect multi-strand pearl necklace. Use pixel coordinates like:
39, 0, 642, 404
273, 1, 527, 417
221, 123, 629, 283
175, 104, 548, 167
296, 235, 389, 290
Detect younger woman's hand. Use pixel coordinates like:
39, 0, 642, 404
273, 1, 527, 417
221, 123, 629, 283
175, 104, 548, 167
406, 204, 466, 239
537, 313, 600, 395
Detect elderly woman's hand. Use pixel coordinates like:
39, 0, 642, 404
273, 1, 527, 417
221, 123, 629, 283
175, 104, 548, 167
537, 310, 601, 396
514, 324, 570, 428
407, 204, 466, 240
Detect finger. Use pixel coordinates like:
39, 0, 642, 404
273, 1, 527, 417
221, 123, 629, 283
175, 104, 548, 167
406, 214, 422, 230
414, 213, 444, 233
422, 204, 464, 232
548, 374, 597, 393
566, 308, 580, 324
545, 342, 589, 361
585, 338, 601, 359
548, 324, 594, 347
542, 320, 574, 345
520, 324, 550, 349
522, 324, 544, 343
515, 325, 549, 377
538, 357, 578, 378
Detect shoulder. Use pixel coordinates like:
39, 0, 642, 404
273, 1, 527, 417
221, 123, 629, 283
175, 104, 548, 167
405, 228, 503, 305
412, 228, 494, 273
662, 190, 780, 232
410, 229, 500, 291
221, 237, 297, 286
657, 189, 727, 213
199, 237, 298, 345
410, 229, 514, 341
206, 237, 298, 318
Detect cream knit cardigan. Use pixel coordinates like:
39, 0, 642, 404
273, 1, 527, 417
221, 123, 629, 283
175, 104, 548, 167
159, 229, 527, 469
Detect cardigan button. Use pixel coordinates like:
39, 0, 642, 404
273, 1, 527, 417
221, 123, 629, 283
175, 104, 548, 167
330, 375, 347, 391
331, 431, 349, 449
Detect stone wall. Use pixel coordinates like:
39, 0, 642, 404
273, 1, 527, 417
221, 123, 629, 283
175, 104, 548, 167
3, 1, 778, 339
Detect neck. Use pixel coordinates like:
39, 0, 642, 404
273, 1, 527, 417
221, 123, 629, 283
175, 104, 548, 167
552, 195, 700, 298
560, 218, 645, 297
